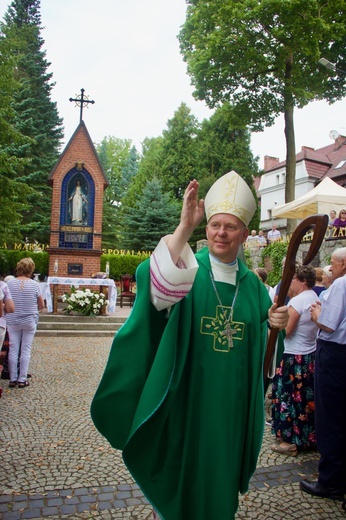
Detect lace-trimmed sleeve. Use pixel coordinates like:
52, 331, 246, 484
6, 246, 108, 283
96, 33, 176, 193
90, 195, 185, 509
150, 237, 199, 311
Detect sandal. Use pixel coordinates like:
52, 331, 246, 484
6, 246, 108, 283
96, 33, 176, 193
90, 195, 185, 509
18, 380, 29, 388
271, 442, 298, 456
9, 381, 17, 388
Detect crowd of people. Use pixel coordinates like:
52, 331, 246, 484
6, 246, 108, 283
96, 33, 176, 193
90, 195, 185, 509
91, 171, 346, 519
328, 208, 346, 235
245, 224, 282, 249
256, 248, 346, 506
246, 208, 346, 250
1, 176, 345, 518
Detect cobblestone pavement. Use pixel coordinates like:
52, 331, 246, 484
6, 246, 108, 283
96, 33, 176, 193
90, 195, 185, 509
0, 336, 345, 519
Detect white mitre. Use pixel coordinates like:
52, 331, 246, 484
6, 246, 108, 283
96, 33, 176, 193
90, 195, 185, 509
204, 170, 256, 226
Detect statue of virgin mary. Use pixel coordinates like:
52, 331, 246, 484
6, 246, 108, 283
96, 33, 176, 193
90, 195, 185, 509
68, 179, 88, 225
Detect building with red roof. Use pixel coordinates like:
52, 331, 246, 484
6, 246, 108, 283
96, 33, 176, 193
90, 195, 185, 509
258, 133, 346, 231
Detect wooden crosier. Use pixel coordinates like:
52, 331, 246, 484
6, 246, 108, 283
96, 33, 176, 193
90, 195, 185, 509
263, 214, 329, 385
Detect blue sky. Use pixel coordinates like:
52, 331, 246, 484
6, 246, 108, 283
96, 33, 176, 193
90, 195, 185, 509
1, 0, 345, 168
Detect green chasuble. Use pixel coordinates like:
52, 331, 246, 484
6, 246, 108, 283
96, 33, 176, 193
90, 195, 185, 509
91, 247, 272, 520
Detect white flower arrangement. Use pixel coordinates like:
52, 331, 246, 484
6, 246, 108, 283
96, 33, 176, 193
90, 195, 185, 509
61, 287, 109, 317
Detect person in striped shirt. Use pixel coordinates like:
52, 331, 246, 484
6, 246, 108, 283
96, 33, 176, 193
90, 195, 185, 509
6, 258, 44, 388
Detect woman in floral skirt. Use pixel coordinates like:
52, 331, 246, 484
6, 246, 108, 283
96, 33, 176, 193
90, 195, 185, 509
271, 264, 319, 456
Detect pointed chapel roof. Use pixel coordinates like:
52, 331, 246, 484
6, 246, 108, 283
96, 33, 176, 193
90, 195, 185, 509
49, 121, 109, 186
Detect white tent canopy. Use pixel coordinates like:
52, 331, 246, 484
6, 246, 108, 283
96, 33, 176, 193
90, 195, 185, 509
272, 177, 346, 219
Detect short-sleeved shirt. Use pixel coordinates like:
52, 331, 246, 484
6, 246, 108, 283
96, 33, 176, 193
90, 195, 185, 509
284, 289, 319, 355
6, 278, 41, 327
318, 275, 346, 344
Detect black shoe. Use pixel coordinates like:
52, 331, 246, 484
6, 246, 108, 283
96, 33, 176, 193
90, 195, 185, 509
300, 480, 344, 500
27, 374, 32, 378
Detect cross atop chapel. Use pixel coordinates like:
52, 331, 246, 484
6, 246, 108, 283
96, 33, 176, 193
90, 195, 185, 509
69, 88, 95, 123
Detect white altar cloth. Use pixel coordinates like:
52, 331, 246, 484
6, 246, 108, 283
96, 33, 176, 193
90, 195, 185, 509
45, 276, 117, 313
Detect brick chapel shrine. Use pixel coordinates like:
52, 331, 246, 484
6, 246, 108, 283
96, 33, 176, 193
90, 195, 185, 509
47, 94, 108, 278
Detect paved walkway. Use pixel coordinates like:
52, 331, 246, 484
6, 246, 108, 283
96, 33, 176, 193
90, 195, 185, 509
0, 331, 345, 519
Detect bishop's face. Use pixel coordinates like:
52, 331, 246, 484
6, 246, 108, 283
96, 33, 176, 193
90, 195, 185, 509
206, 213, 248, 264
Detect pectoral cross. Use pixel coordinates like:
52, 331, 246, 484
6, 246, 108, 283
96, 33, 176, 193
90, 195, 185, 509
221, 320, 237, 349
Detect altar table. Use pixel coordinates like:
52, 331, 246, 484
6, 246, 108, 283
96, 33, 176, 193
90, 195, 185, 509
45, 277, 117, 313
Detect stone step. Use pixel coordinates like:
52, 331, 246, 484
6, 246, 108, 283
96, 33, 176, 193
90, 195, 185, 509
36, 313, 128, 337
37, 321, 122, 332
38, 314, 126, 323
35, 330, 119, 337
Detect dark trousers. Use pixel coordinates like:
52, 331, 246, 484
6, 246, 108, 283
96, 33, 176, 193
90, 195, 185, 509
315, 338, 346, 490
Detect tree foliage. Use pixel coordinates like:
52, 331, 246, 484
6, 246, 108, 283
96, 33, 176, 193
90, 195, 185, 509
179, 0, 346, 233
160, 102, 199, 198
190, 103, 261, 246
97, 136, 134, 206
121, 177, 180, 251
121, 100, 261, 249
180, 0, 346, 125
1, 0, 63, 244
0, 18, 32, 244
196, 103, 259, 185
96, 136, 138, 249
0, 2, 264, 252
261, 241, 288, 287
121, 136, 164, 211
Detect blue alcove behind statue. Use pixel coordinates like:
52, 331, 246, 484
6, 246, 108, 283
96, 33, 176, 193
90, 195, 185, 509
59, 166, 95, 249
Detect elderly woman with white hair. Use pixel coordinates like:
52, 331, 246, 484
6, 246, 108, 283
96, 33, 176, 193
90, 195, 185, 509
317, 265, 333, 304
322, 265, 332, 286
6, 258, 44, 388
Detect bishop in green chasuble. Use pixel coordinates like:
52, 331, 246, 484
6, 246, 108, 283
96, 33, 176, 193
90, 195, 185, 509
91, 247, 272, 520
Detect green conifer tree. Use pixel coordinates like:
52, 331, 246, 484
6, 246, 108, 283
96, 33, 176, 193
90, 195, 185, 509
0, 13, 33, 245
2, 0, 63, 244
121, 178, 180, 251
160, 102, 199, 198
